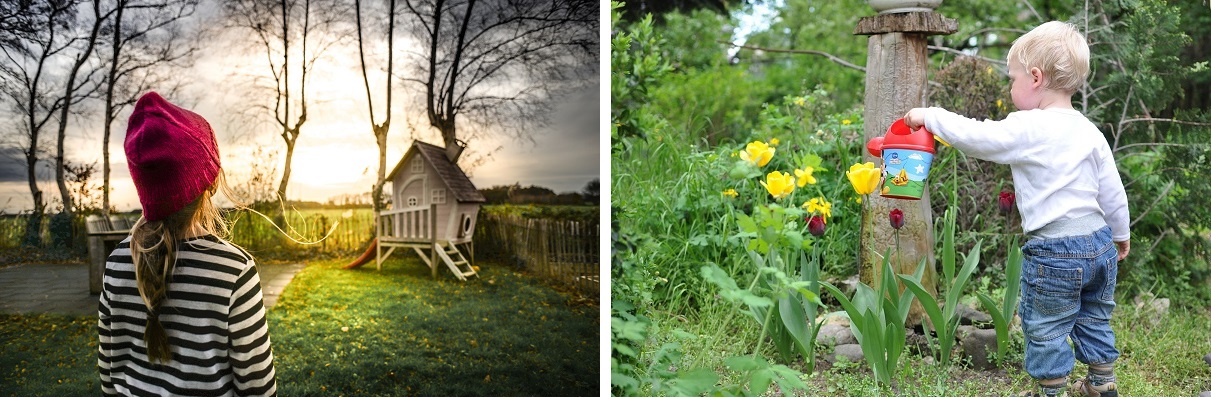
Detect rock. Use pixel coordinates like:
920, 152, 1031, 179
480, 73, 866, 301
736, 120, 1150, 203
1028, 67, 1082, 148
821, 311, 851, 327
1133, 292, 1170, 326
831, 344, 865, 364
958, 325, 999, 370
1199, 391, 1211, 397
906, 329, 932, 356
1204, 353, 1211, 366
951, 302, 993, 326
816, 324, 857, 346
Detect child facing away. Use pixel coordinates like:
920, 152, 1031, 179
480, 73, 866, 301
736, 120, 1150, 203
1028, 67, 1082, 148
904, 21, 1128, 397
97, 92, 277, 396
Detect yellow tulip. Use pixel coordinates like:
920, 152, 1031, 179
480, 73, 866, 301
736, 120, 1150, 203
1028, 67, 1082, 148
794, 167, 816, 187
740, 141, 775, 167
760, 171, 795, 200
846, 162, 882, 195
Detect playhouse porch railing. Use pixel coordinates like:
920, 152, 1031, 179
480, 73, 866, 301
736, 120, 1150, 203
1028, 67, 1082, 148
378, 205, 434, 243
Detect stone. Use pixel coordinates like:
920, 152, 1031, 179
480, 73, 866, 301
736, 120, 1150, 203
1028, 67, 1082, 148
832, 344, 865, 364
951, 302, 993, 327
957, 325, 999, 370
1199, 392, 1211, 397
1204, 353, 1211, 366
906, 329, 932, 356
821, 311, 852, 327
816, 324, 857, 346
1133, 292, 1170, 326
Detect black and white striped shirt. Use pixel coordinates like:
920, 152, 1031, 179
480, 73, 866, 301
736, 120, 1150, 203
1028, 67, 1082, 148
98, 235, 277, 397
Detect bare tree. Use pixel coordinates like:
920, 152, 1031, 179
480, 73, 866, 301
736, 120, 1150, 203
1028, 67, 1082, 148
353, 0, 397, 213
0, 0, 79, 246
222, 0, 347, 202
400, 0, 597, 163
98, 0, 200, 215
52, 0, 109, 221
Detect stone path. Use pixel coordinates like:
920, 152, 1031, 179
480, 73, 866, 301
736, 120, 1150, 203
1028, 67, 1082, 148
0, 263, 305, 316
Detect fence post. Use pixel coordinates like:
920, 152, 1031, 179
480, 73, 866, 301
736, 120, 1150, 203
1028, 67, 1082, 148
430, 204, 438, 279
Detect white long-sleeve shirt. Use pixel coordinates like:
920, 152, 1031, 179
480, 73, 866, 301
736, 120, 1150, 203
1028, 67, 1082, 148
921, 107, 1131, 242
98, 235, 277, 396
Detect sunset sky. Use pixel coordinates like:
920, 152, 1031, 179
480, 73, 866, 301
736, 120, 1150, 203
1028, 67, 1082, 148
0, 5, 599, 213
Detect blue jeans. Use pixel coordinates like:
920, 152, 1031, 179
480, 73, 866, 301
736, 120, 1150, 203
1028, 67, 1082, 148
1019, 226, 1119, 380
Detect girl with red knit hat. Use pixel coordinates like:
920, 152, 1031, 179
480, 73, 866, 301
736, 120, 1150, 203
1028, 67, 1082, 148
97, 92, 277, 396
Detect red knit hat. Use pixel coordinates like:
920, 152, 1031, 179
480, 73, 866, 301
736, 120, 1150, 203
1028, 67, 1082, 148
125, 92, 221, 222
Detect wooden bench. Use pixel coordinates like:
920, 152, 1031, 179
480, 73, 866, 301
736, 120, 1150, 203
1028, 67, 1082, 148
86, 215, 135, 294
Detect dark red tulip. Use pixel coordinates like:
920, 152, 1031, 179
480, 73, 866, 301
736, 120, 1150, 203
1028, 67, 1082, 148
807, 215, 826, 237
889, 208, 905, 230
999, 191, 1016, 213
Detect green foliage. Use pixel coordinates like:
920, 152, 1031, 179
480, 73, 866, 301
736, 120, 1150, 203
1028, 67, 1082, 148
820, 252, 913, 388
899, 206, 983, 367
976, 236, 1023, 362
611, 2, 672, 141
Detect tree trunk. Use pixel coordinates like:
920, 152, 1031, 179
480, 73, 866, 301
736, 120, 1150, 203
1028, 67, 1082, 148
276, 129, 298, 201
856, 12, 956, 325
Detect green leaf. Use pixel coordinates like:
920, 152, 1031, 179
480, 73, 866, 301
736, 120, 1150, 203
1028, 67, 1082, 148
750, 368, 774, 396
671, 368, 719, 396
724, 356, 766, 371
737, 213, 758, 233
701, 264, 740, 293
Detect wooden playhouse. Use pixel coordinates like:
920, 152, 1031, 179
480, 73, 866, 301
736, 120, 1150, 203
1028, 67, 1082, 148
375, 140, 486, 280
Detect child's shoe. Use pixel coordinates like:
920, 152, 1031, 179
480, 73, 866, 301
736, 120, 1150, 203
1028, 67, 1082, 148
1018, 392, 1068, 397
1071, 377, 1118, 397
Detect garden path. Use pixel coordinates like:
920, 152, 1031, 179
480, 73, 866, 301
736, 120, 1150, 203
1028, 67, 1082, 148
0, 263, 305, 315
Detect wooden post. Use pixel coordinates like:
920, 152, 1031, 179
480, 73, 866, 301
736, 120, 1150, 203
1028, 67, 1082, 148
430, 204, 438, 279
855, 11, 956, 325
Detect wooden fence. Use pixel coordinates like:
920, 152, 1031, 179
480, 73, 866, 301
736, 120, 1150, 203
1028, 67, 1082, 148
228, 210, 376, 256
476, 213, 599, 298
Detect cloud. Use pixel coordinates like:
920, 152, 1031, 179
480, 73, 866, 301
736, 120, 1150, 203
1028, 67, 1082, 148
0, 146, 54, 183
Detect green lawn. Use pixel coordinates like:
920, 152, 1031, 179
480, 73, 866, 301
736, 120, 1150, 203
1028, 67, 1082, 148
1, 257, 598, 396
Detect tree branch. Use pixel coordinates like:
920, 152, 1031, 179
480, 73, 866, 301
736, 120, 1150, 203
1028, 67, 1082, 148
719, 41, 865, 72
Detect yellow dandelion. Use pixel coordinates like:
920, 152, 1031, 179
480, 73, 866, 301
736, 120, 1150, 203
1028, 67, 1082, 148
842, 119, 852, 125
769, 137, 780, 146
722, 189, 738, 198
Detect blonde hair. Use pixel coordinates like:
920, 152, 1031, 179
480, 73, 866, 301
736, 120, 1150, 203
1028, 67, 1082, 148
130, 173, 242, 364
1007, 21, 1090, 94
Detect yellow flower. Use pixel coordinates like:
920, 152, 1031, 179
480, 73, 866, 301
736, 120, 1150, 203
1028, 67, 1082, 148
996, 99, 1004, 109
846, 162, 882, 195
842, 119, 852, 125
802, 197, 833, 223
769, 137, 780, 146
722, 189, 738, 198
760, 171, 795, 200
740, 140, 775, 167
794, 97, 806, 107
794, 167, 816, 187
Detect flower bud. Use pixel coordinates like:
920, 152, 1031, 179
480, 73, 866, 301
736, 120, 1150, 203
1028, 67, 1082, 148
889, 208, 905, 230
807, 215, 826, 237
999, 191, 1016, 213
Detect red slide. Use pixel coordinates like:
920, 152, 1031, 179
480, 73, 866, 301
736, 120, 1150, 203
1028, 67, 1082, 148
342, 238, 378, 269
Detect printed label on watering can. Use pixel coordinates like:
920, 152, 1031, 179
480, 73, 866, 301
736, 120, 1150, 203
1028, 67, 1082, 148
880, 149, 933, 200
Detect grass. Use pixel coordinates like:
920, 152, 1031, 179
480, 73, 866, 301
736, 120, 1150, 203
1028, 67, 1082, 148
640, 297, 1211, 396
0, 257, 598, 396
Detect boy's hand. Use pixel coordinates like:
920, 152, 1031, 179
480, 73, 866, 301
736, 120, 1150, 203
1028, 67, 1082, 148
903, 108, 928, 129
1115, 240, 1130, 261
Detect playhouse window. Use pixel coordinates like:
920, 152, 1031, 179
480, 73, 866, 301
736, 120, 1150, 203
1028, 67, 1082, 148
407, 196, 419, 207
411, 160, 423, 174
432, 189, 446, 204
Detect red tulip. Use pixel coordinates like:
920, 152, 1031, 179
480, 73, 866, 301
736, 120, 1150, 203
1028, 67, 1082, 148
999, 191, 1016, 213
807, 215, 826, 237
889, 208, 905, 230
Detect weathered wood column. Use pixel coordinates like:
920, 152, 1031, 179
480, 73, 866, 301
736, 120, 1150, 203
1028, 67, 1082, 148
855, 12, 956, 324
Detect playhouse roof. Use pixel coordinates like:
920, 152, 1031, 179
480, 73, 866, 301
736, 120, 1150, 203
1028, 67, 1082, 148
389, 141, 487, 203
